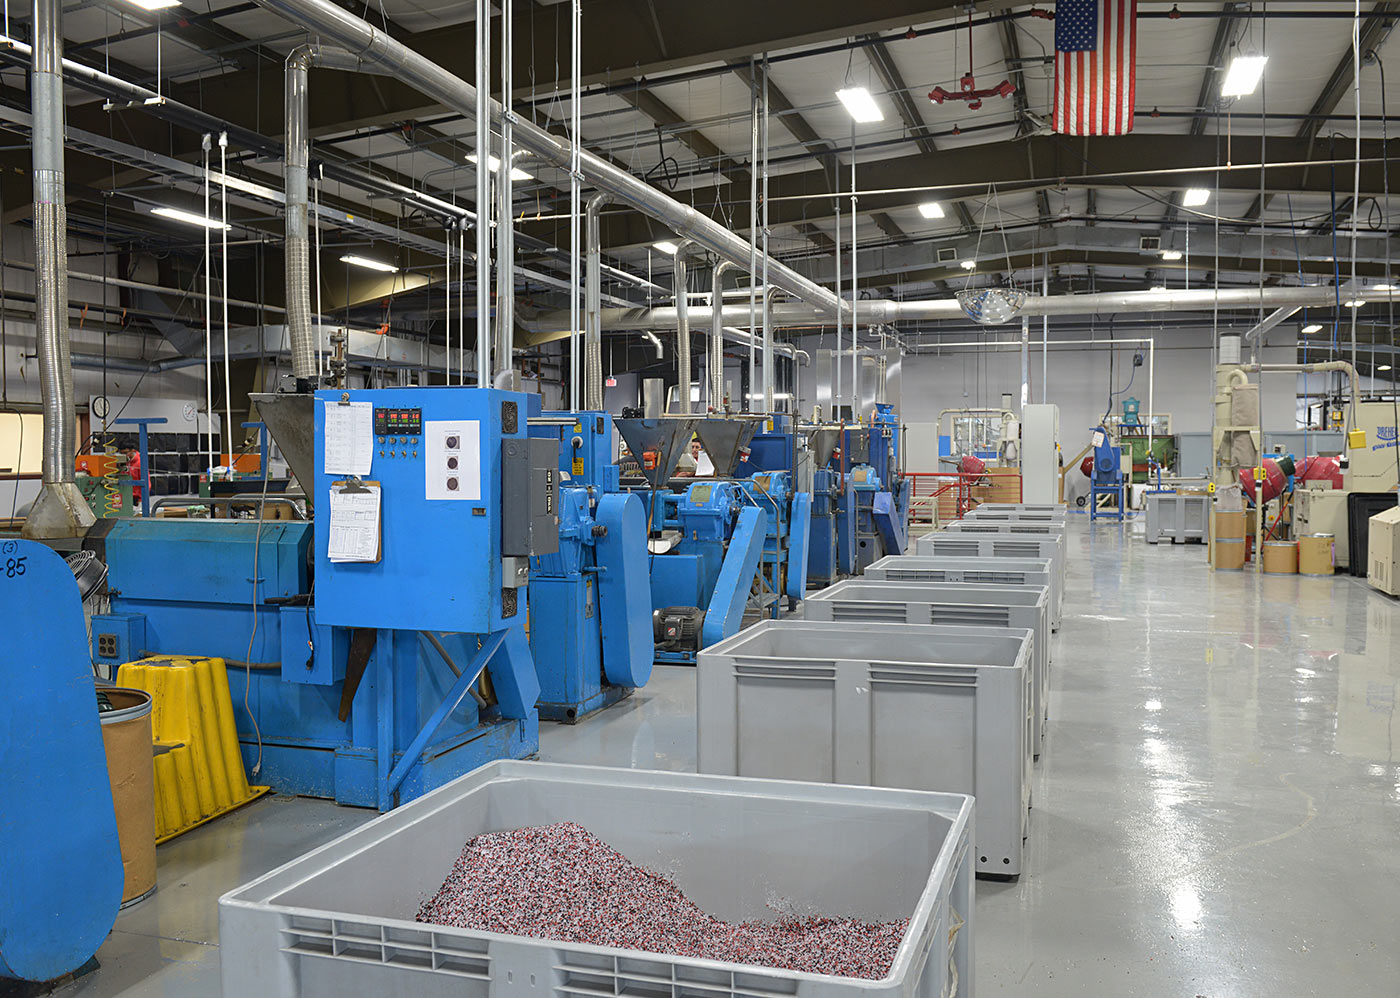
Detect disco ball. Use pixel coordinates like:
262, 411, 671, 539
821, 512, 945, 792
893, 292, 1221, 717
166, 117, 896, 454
955, 287, 1028, 325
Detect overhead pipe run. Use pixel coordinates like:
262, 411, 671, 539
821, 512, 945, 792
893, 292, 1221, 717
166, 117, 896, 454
23, 0, 94, 539
525, 285, 1400, 332
245, 0, 845, 321
672, 241, 695, 414
710, 260, 736, 410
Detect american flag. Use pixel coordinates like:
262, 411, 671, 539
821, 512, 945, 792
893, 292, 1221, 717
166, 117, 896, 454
1053, 0, 1138, 135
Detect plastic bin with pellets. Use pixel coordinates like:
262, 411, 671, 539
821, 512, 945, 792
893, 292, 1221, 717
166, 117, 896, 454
805, 578, 1052, 760
866, 553, 1061, 631
220, 760, 974, 998
916, 531, 1065, 609
699, 618, 1031, 878
117, 656, 270, 842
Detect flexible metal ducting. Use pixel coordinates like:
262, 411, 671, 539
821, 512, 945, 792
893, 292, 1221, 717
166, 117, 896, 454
246, 0, 841, 321
584, 192, 613, 410
22, 0, 94, 539
285, 44, 386, 386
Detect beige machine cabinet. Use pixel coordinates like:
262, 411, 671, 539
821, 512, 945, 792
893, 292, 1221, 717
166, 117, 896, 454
1295, 489, 1351, 569
1366, 507, 1400, 596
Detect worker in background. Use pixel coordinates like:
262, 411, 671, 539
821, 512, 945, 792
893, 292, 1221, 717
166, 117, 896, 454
121, 444, 143, 502
690, 437, 714, 477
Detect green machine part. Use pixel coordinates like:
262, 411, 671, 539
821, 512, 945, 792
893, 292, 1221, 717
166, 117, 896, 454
76, 472, 135, 518
1124, 435, 1177, 483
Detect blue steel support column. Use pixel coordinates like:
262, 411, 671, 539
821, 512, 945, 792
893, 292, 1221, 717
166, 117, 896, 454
115, 417, 167, 517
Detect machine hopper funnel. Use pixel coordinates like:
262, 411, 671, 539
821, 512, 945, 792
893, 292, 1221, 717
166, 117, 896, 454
249, 392, 315, 489
614, 416, 700, 488
694, 417, 763, 478
806, 426, 842, 469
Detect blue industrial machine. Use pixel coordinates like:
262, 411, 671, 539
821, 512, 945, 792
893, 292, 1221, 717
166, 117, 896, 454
834, 409, 910, 573
737, 469, 811, 613
618, 414, 769, 665
1, 541, 124, 983
526, 411, 652, 721
1088, 425, 1126, 522
87, 387, 551, 810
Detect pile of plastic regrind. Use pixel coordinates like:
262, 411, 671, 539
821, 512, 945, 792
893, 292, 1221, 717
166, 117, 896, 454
416, 821, 908, 979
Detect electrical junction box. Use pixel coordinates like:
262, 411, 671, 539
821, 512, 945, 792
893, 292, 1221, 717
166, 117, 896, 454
313, 386, 541, 633
503, 437, 560, 558
1366, 506, 1400, 597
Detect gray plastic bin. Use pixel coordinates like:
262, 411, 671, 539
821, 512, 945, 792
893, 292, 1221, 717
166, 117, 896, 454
965, 508, 1066, 524
220, 761, 975, 998
1145, 491, 1208, 543
698, 619, 1031, 877
969, 503, 1064, 514
865, 554, 1061, 631
915, 532, 1065, 607
803, 579, 1051, 760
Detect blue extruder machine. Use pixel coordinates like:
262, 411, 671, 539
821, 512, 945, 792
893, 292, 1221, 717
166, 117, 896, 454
84, 387, 654, 811
615, 413, 812, 665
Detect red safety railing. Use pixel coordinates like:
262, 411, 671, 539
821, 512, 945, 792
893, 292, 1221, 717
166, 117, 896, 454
905, 469, 1023, 524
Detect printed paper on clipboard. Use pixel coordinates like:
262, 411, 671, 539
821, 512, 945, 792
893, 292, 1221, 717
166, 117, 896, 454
327, 480, 382, 563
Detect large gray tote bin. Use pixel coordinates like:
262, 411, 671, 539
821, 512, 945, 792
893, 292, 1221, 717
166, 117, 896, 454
915, 531, 1065, 602
698, 619, 1031, 878
220, 761, 976, 998
968, 503, 1064, 514
965, 508, 1066, 525
1145, 491, 1208, 543
865, 554, 1061, 631
804, 579, 1051, 760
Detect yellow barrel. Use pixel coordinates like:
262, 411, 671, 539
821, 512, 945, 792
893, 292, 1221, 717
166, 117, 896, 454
1298, 534, 1335, 576
1214, 510, 1246, 539
99, 688, 157, 907
1262, 541, 1298, 574
1214, 537, 1246, 571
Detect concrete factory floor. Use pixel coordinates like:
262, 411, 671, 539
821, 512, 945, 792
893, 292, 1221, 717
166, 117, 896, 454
56, 516, 1400, 997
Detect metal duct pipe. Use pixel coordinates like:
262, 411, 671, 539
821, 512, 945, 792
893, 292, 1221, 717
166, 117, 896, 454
584, 192, 614, 410
285, 44, 384, 387
23, 0, 94, 539
494, 0, 516, 390
599, 326, 805, 363
642, 331, 664, 358
525, 284, 1400, 332
245, 0, 844, 319
710, 260, 736, 409
1231, 360, 1361, 430
1242, 305, 1302, 344
672, 241, 694, 414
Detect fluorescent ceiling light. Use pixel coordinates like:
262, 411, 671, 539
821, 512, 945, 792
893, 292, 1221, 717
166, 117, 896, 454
1220, 55, 1268, 98
1379, 365, 1393, 372
960, 260, 977, 270
339, 254, 398, 273
466, 153, 533, 181
125, 0, 181, 9
1182, 188, 1211, 207
917, 201, 946, 219
1302, 323, 1323, 334
150, 206, 228, 230
653, 240, 679, 255
1160, 249, 1183, 261
746, 392, 794, 400
1373, 283, 1398, 291
835, 87, 884, 123
1149, 285, 1168, 292
1344, 299, 1365, 308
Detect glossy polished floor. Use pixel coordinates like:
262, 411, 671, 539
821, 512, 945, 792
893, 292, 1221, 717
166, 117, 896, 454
60, 516, 1399, 996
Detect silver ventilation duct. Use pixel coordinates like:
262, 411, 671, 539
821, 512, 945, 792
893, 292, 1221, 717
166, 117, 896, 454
246, 0, 842, 321
22, 0, 94, 539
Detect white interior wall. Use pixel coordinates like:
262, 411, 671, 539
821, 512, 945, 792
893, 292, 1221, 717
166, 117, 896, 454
792, 326, 1299, 464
